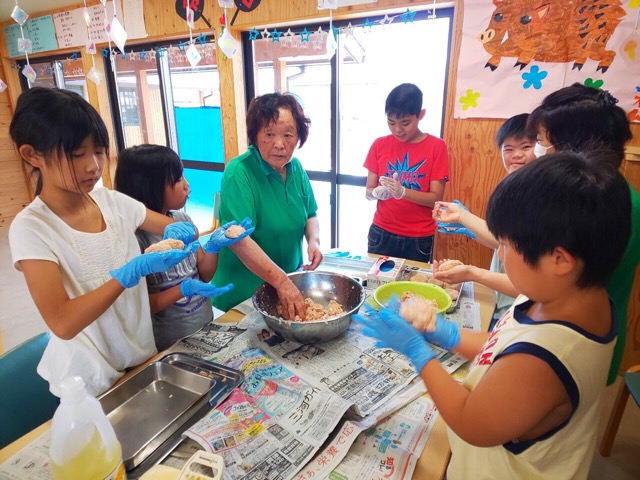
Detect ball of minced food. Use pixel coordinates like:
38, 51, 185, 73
225, 224, 246, 238
399, 296, 438, 332
144, 238, 184, 253
410, 273, 429, 283
444, 288, 459, 301
438, 259, 464, 272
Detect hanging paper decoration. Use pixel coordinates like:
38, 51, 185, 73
620, 9, 640, 67
106, 17, 128, 54
11, 5, 28, 25
22, 64, 36, 83
82, 0, 101, 85
219, 28, 239, 57
218, 0, 239, 58
12, 1, 36, 86
186, 43, 202, 67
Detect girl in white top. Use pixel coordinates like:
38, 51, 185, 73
9, 87, 199, 397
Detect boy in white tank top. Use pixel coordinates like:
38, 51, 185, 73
355, 150, 631, 479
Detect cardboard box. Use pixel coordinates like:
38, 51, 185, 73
367, 256, 406, 288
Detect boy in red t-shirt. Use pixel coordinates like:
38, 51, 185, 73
364, 83, 449, 262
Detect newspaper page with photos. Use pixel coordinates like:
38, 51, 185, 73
182, 346, 351, 479
295, 395, 439, 480
240, 304, 467, 417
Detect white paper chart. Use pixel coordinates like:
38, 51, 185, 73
52, 2, 114, 49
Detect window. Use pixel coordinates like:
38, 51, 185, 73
246, 9, 453, 253
18, 54, 88, 99
107, 40, 223, 231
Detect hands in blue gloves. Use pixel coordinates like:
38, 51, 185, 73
435, 200, 476, 239
437, 223, 476, 239
110, 242, 200, 288
202, 218, 255, 254
353, 303, 437, 373
422, 315, 461, 351
180, 279, 234, 298
163, 221, 197, 244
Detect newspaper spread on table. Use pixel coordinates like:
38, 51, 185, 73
0, 280, 481, 480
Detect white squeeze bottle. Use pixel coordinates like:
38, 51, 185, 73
50, 376, 126, 480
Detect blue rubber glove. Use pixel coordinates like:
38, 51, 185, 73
423, 314, 461, 351
110, 242, 200, 288
436, 200, 476, 239
437, 222, 476, 239
354, 303, 437, 373
163, 221, 197, 244
202, 218, 255, 254
180, 279, 234, 298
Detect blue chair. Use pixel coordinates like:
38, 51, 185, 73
0, 332, 59, 449
599, 364, 640, 456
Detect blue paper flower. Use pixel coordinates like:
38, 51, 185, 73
522, 65, 547, 90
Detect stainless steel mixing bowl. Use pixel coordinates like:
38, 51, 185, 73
252, 271, 366, 344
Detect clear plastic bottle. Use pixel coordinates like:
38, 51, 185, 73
49, 376, 126, 480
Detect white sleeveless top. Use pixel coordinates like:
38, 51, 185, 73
9, 188, 157, 397
447, 295, 616, 480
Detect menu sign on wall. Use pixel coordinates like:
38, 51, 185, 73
52, 3, 113, 49
4, 15, 59, 58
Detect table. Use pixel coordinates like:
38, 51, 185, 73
0, 269, 495, 479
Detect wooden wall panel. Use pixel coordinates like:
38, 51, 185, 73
0, 60, 26, 228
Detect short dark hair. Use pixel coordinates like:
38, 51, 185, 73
115, 144, 183, 213
527, 83, 632, 166
486, 150, 630, 288
9, 87, 110, 195
246, 93, 310, 147
495, 113, 534, 147
385, 83, 423, 117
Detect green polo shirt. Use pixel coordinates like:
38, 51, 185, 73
212, 146, 318, 311
606, 183, 640, 384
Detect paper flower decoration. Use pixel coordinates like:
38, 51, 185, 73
218, 28, 239, 58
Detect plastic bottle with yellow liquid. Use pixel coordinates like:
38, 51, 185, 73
49, 376, 126, 480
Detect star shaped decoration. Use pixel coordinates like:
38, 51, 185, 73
380, 14, 393, 27
249, 28, 260, 40
400, 9, 416, 24
343, 22, 354, 37
271, 28, 282, 42
299, 27, 311, 42
177, 41, 187, 53
332, 25, 340, 39
140, 50, 147, 60
70, 53, 78, 61
196, 33, 208, 45
102, 47, 110, 58
261, 28, 271, 39
283, 28, 294, 47
120, 50, 127, 60
362, 18, 375, 32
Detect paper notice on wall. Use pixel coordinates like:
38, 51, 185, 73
52, 2, 115, 49
122, 0, 148, 39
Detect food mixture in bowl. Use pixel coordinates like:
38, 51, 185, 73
276, 298, 344, 322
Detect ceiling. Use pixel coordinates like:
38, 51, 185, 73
0, 1, 80, 22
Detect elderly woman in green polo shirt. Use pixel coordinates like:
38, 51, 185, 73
212, 93, 323, 319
